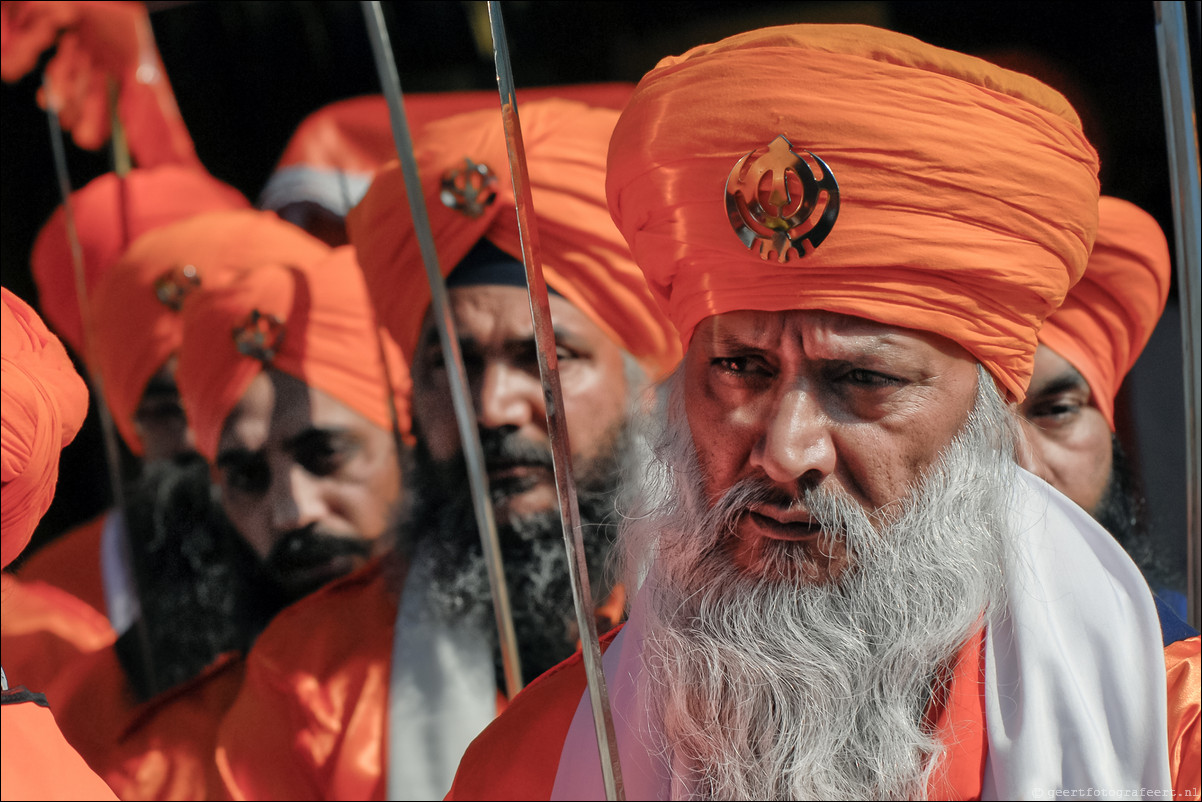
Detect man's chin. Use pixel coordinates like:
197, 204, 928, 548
270, 553, 369, 602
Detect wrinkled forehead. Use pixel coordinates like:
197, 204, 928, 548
691, 309, 975, 363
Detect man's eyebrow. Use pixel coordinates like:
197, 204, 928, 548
1028, 367, 1089, 398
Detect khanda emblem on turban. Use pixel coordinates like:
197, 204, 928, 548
441, 157, 498, 218
153, 264, 201, 310
725, 136, 840, 262
232, 309, 286, 364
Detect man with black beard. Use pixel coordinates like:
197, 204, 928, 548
1016, 196, 1189, 621
449, 25, 1200, 801
213, 97, 681, 802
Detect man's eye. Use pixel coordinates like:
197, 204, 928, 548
839, 368, 897, 388
221, 454, 270, 495
295, 438, 353, 477
1028, 398, 1081, 425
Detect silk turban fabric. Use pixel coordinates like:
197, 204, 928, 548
606, 24, 1102, 401
347, 97, 681, 382
1037, 196, 1171, 429
2, 288, 89, 568
31, 165, 250, 356
90, 210, 332, 455
260, 84, 634, 218
175, 245, 411, 462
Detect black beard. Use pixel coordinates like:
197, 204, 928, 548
115, 453, 289, 701
1092, 434, 1180, 594
399, 424, 627, 687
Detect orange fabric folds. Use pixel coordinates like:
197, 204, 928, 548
176, 245, 410, 462
347, 98, 680, 381
262, 86, 634, 216
30, 165, 249, 355
1037, 196, 1171, 429
1, 288, 89, 568
605, 24, 1101, 400
90, 209, 330, 455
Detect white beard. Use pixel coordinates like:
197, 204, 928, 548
617, 365, 1019, 801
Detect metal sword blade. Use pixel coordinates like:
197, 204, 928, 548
1153, 0, 1200, 630
485, 4, 625, 800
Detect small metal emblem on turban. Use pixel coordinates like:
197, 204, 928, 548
440, 157, 498, 218
232, 309, 286, 363
154, 264, 202, 310
725, 136, 839, 262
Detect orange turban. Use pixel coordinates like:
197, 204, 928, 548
31, 165, 250, 356
2, 288, 89, 568
1037, 197, 1171, 429
261, 86, 635, 217
606, 24, 1101, 401
175, 246, 411, 462
90, 210, 333, 455
348, 97, 680, 381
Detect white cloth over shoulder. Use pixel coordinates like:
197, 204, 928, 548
551, 469, 1171, 800
387, 559, 497, 802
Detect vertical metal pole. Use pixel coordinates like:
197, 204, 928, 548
1153, 0, 1200, 630
486, 5, 624, 799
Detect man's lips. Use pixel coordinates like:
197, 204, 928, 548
487, 462, 549, 484
745, 505, 823, 541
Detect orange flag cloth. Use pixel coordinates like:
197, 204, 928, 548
605, 24, 1101, 401
260, 85, 635, 217
175, 245, 411, 462
30, 165, 250, 356
1, 288, 89, 568
90, 209, 333, 456
1037, 196, 1172, 429
348, 98, 680, 382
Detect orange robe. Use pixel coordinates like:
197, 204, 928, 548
215, 556, 627, 801
45, 641, 245, 801
1, 687, 119, 802
214, 557, 401, 801
447, 633, 1202, 801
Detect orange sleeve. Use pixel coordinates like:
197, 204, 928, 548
1165, 635, 1200, 801
214, 560, 395, 801
1, 692, 119, 801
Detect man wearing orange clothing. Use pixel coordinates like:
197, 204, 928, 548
1, 287, 117, 801
12, 165, 251, 632
1016, 196, 1188, 619
448, 25, 1200, 800
213, 97, 680, 801
19, 218, 401, 802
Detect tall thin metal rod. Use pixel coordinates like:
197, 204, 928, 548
1154, 0, 1200, 630
360, 1, 524, 699
44, 75, 158, 694
486, 4, 624, 800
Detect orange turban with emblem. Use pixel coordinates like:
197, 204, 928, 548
31, 165, 250, 357
261, 86, 636, 218
2, 288, 89, 568
1037, 196, 1171, 429
90, 210, 333, 455
175, 246, 411, 462
348, 97, 680, 381
606, 24, 1101, 401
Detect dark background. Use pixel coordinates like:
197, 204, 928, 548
2, 1, 1197, 601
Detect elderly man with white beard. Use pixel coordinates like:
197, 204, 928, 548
448, 24, 1201, 802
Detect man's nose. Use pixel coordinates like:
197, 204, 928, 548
270, 462, 328, 534
476, 361, 542, 431
749, 388, 836, 484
